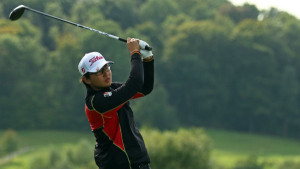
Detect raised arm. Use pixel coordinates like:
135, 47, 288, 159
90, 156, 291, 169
90, 38, 144, 113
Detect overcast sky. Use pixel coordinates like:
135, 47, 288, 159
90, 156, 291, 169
230, 0, 300, 19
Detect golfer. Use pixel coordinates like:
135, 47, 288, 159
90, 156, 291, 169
78, 38, 154, 169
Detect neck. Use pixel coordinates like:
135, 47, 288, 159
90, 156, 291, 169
91, 86, 103, 91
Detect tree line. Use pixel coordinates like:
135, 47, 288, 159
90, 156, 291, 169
0, 0, 300, 138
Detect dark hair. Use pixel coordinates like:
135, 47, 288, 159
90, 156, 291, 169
79, 73, 91, 89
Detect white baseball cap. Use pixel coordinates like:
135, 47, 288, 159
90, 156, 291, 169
78, 52, 114, 75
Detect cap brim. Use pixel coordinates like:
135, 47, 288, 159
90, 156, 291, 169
89, 61, 114, 73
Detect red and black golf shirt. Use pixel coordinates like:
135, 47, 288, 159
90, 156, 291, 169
84, 53, 154, 169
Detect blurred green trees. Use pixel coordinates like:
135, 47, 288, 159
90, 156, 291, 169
29, 140, 95, 169
26, 128, 210, 169
142, 128, 211, 169
0, 0, 300, 138
0, 130, 20, 157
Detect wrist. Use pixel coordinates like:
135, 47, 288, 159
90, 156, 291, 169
143, 56, 154, 62
130, 50, 141, 56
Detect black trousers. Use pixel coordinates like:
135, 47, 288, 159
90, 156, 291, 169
97, 163, 151, 169
132, 163, 151, 169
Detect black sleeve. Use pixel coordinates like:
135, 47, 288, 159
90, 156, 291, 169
139, 59, 154, 96
91, 53, 144, 113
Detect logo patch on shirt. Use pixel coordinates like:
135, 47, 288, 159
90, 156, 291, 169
104, 92, 112, 97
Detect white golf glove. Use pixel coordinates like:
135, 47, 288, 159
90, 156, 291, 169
139, 40, 153, 59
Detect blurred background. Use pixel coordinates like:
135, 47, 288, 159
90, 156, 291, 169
0, 0, 300, 169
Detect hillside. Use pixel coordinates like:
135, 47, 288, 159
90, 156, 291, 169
0, 129, 299, 169
206, 129, 300, 168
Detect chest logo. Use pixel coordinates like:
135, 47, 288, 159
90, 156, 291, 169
104, 92, 112, 97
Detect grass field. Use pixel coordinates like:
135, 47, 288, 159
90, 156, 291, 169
0, 130, 96, 169
0, 129, 299, 169
206, 129, 300, 168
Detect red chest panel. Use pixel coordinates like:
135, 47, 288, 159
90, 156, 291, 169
85, 104, 125, 150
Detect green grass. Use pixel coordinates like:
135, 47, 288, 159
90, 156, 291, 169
0, 130, 94, 147
0, 130, 96, 169
1, 129, 300, 169
16, 130, 94, 146
206, 129, 300, 168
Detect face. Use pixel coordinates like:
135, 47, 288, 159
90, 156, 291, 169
83, 64, 112, 91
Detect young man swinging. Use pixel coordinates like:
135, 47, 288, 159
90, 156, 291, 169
78, 38, 154, 169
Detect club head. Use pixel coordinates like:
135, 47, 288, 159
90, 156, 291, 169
9, 5, 27, 21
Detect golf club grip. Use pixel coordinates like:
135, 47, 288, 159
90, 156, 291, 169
118, 37, 127, 43
118, 38, 152, 51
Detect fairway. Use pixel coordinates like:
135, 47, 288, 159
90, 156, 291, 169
15, 130, 94, 146
0, 129, 299, 169
206, 129, 300, 168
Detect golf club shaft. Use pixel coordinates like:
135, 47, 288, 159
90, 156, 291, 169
25, 6, 127, 43
10, 5, 152, 50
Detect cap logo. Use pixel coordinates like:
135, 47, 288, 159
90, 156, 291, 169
89, 56, 103, 66
81, 68, 86, 73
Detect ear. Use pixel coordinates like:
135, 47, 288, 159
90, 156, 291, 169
82, 76, 91, 85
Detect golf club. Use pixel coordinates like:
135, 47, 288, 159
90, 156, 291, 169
9, 5, 152, 51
